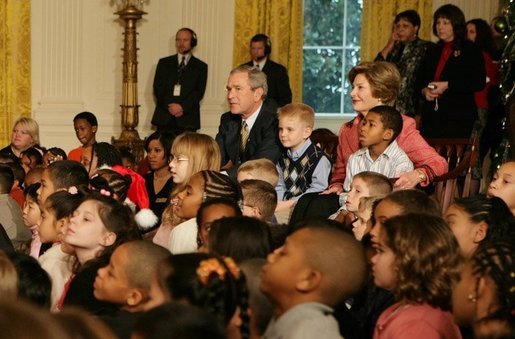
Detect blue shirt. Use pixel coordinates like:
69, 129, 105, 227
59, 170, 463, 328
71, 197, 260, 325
276, 139, 332, 201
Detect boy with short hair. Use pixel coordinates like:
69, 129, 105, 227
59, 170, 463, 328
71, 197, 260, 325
275, 103, 331, 214
237, 158, 279, 187
343, 105, 413, 191
332, 171, 393, 225
37, 160, 89, 204
240, 179, 278, 223
260, 226, 367, 339
68, 111, 98, 162
94, 241, 171, 338
0, 165, 31, 250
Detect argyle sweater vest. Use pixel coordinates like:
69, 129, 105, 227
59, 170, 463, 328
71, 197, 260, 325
279, 143, 325, 200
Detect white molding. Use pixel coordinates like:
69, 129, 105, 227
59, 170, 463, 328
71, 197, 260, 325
32, 0, 235, 152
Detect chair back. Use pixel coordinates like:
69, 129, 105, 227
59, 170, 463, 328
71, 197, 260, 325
310, 128, 339, 163
426, 138, 479, 212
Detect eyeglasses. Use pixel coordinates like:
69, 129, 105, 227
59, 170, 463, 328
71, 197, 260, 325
168, 154, 189, 163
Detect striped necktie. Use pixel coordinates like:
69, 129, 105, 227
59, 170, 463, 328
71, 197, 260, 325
240, 121, 249, 152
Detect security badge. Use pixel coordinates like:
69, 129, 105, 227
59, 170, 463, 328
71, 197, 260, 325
173, 84, 181, 97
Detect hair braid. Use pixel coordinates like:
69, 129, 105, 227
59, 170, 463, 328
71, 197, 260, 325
472, 240, 515, 323
201, 171, 241, 203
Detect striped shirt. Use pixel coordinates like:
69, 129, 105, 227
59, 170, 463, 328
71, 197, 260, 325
330, 114, 448, 188
343, 140, 414, 191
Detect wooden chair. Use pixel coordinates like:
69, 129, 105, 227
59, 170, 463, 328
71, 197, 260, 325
426, 137, 479, 212
310, 128, 339, 163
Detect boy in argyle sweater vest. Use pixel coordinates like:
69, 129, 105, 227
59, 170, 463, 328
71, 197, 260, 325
275, 104, 331, 222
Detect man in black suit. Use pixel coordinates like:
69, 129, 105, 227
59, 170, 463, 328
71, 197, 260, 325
216, 65, 282, 180
243, 34, 292, 108
151, 28, 208, 134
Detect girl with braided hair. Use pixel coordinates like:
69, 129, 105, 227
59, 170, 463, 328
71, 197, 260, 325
167, 170, 241, 254
89, 168, 131, 205
452, 239, 515, 338
146, 253, 250, 339
445, 195, 515, 258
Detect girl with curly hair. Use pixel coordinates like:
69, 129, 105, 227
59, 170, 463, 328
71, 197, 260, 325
372, 213, 462, 338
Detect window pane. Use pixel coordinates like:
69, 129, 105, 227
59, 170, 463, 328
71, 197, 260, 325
303, 48, 343, 114
303, 0, 362, 115
346, 0, 362, 46
303, 0, 345, 46
343, 48, 361, 114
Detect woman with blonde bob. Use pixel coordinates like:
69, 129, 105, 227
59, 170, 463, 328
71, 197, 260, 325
1, 117, 40, 158
152, 132, 221, 247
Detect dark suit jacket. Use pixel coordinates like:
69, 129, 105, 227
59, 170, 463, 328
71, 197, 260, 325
244, 59, 292, 107
416, 40, 485, 138
151, 54, 208, 131
215, 102, 282, 179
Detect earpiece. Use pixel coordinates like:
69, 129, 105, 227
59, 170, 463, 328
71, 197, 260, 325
251, 33, 272, 56
177, 27, 197, 48
264, 35, 271, 55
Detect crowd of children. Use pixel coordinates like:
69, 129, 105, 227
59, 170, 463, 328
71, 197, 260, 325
0, 76, 513, 339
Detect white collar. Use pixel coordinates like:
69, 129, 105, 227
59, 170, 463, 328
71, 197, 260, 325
242, 103, 263, 131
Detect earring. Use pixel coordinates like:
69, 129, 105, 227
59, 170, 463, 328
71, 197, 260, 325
468, 293, 477, 303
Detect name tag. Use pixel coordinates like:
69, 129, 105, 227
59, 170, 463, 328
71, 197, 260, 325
156, 198, 168, 203
173, 84, 181, 97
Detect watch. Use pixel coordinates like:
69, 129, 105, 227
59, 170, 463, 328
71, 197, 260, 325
416, 169, 426, 183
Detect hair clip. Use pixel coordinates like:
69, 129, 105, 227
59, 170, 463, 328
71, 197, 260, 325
99, 189, 111, 197
197, 258, 227, 285
68, 186, 78, 195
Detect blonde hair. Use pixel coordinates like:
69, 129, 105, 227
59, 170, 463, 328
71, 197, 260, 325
238, 159, 279, 187
13, 117, 40, 146
240, 179, 278, 222
358, 195, 385, 214
278, 103, 315, 128
348, 61, 400, 106
354, 171, 393, 196
171, 132, 221, 195
161, 133, 221, 226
